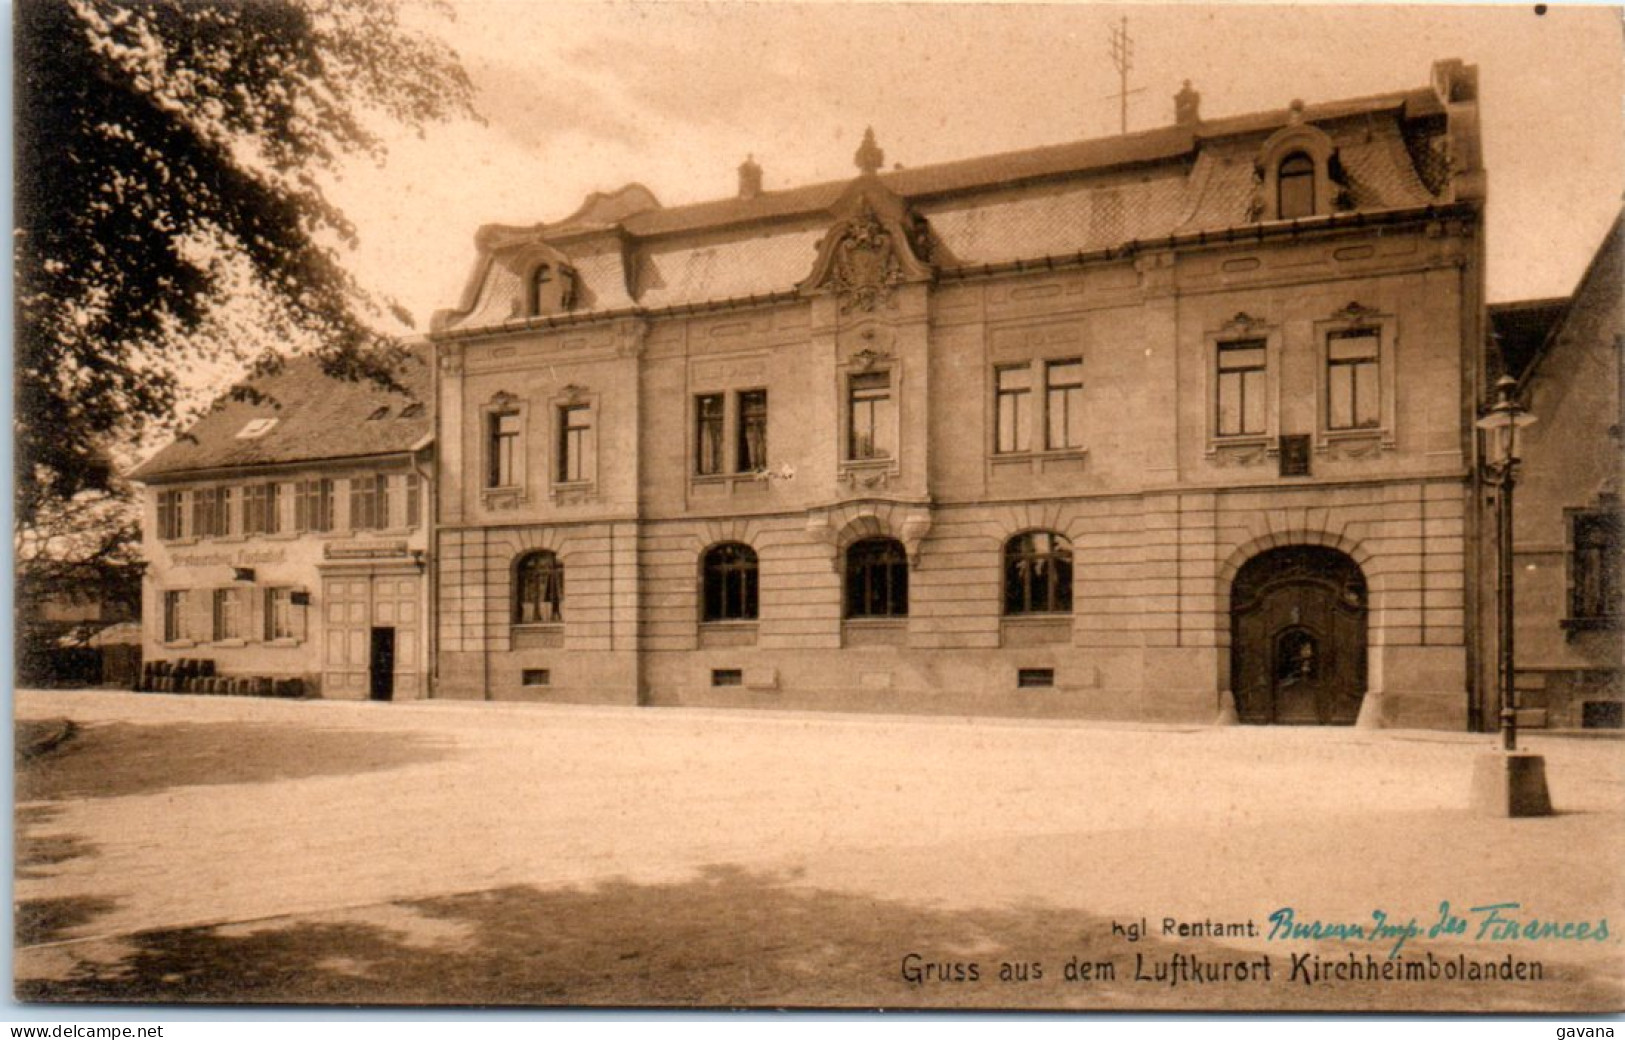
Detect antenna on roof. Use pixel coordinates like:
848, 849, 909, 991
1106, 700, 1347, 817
1105, 15, 1146, 135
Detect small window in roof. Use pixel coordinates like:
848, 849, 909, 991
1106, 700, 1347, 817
367, 406, 390, 420
235, 418, 278, 440
399, 402, 425, 419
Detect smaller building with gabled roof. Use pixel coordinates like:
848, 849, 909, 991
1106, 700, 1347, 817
129, 347, 435, 700
1483, 212, 1625, 730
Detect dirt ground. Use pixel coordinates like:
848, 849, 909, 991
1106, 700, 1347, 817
13, 689, 1625, 1011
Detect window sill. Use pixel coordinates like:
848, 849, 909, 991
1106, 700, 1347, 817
265, 638, 305, 648
839, 457, 897, 491
549, 481, 597, 504
699, 621, 758, 648
163, 640, 199, 649
1208, 434, 1272, 452
992, 447, 1088, 461
990, 448, 1089, 478
512, 624, 563, 650
210, 639, 248, 648
1001, 614, 1072, 647
481, 486, 528, 512
162, 537, 198, 547
691, 473, 772, 497
842, 617, 907, 647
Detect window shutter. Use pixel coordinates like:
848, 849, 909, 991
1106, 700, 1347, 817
189, 589, 211, 643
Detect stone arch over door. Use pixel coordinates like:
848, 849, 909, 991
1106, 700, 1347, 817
1229, 545, 1368, 725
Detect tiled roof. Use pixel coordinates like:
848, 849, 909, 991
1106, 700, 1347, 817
436, 80, 1458, 334
1490, 298, 1570, 382
129, 346, 432, 481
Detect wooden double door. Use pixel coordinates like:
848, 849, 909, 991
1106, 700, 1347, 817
322, 571, 421, 701
1231, 546, 1367, 726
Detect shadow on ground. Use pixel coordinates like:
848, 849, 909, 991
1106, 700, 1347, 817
17, 864, 1621, 1011
15, 896, 122, 948
15, 805, 96, 881
15, 719, 453, 802
14, 719, 453, 946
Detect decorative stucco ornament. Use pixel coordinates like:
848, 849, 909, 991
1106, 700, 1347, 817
828, 210, 904, 313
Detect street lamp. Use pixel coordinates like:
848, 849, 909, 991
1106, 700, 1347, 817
1471, 374, 1551, 816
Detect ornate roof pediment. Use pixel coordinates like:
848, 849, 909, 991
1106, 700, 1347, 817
799, 179, 934, 313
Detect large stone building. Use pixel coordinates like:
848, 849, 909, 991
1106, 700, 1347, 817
1485, 213, 1624, 730
131, 350, 434, 700
428, 61, 1489, 726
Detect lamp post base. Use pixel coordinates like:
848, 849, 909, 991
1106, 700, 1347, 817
1470, 750, 1554, 817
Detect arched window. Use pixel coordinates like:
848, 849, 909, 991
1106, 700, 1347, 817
702, 543, 758, 622
845, 537, 909, 618
529, 263, 578, 316
514, 551, 564, 624
528, 264, 553, 316
1004, 531, 1073, 614
1277, 153, 1315, 220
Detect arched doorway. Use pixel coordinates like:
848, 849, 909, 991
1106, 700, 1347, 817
1230, 546, 1367, 725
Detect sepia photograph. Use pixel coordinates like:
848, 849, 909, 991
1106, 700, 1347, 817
11, 0, 1625, 1015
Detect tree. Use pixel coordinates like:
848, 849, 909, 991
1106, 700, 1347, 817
13, 0, 476, 529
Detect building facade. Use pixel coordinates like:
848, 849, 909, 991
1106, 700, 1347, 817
1484, 214, 1624, 730
429, 61, 1489, 727
131, 351, 434, 700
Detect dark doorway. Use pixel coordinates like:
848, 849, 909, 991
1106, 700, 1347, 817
1231, 546, 1367, 725
369, 627, 395, 702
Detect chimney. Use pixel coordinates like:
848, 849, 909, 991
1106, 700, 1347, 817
1175, 80, 1201, 127
738, 154, 763, 200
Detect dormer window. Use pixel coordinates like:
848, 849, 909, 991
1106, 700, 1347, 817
1278, 153, 1316, 219
235, 418, 277, 440
528, 263, 579, 317
1253, 119, 1337, 223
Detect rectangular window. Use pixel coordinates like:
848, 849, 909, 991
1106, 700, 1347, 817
1045, 359, 1084, 450
848, 371, 893, 460
522, 669, 551, 688
1217, 339, 1267, 437
157, 490, 185, 540
1017, 667, 1056, 689
191, 487, 231, 538
405, 473, 422, 529
1571, 511, 1622, 622
294, 478, 334, 533
695, 394, 724, 476
737, 390, 768, 472
163, 590, 190, 642
349, 474, 388, 531
1583, 701, 1624, 729
711, 668, 743, 687
489, 411, 520, 488
1327, 329, 1381, 430
212, 587, 246, 641
558, 405, 591, 483
191, 488, 212, 538
242, 483, 280, 536
264, 587, 301, 641
995, 365, 1032, 454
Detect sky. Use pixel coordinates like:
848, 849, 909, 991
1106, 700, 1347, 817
325, 1, 1624, 331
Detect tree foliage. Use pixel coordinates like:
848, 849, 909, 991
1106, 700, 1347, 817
14, 0, 476, 528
